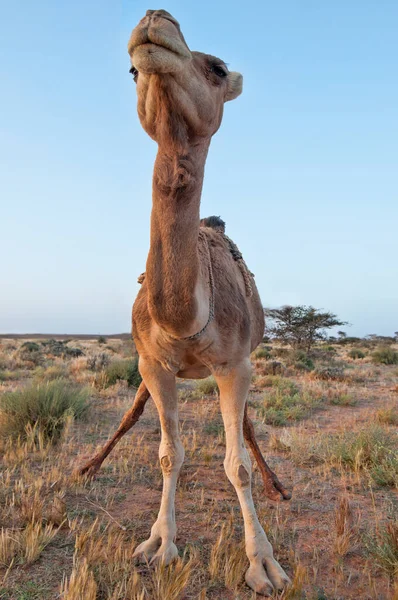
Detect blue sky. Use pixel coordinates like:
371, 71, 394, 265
1, 0, 397, 336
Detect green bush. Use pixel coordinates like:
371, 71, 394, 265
253, 347, 272, 360
348, 348, 366, 359
258, 379, 322, 426
20, 342, 41, 353
41, 339, 84, 358
98, 336, 107, 344
104, 358, 141, 388
0, 379, 90, 443
372, 347, 398, 365
292, 350, 315, 371
196, 376, 219, 396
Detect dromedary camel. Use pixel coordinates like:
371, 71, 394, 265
78, 9, 291, 595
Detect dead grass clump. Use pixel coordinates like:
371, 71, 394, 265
0, 521, 58, 568
0, 379, 90, 444
255, 360, 286, 376
60, 557, 98, 600
86, 352, 111, 371
209, 522, 247, 590
151, 548, 198, 600
375, 405, 398, 426
334, 497, 358, 557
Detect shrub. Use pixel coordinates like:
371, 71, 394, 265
312, 366, 345, 381
258, 379, 322, 426
365, 519, 398, 577
259, 360, 286, 376
98, 336, 107, 344
348, 348, 366, 359
21, 342, 41, 353
291, 350, 315, 371
0, 379, 90, 444
41, 339, 84, 359
104, 358, 141, 388
253, 347, 272, 360
87, 353, 111, 372
372, 347, 398, 365
196, 376, 219, 396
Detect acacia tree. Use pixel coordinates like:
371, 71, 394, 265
264, 305, 347, 352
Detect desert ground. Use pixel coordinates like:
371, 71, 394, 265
0, 336, 397, 599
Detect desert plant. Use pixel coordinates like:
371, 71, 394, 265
365, 518, 398, 578
196, 376, 219, 396
287, 425, 398, 487
253, 347, 272, 360
87, 353, 111, 372
0, 379, 90, 444
372, 347, 398, 365
104, 358, 141, 388
97, 336, 107, 345
258, 379, 322, 426
264, 305, 347, 352
348, 348, 366, 359
312, 366, 345, 381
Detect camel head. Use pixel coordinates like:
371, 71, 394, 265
128, 9, 243, 151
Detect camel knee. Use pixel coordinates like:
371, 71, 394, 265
224, 451, 252, 489
159, 441, 184, 474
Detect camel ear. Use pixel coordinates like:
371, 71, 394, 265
225, 72, 243, 102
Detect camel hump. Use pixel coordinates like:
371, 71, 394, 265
199, 215, 226, 233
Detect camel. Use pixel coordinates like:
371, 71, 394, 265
78, 9, 291, 595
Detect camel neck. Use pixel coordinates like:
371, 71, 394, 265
146, 142, 210, 336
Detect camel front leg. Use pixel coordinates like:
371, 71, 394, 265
133, 358, 184, 565
215, 360, 291, 596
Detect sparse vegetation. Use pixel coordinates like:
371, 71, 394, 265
258, 378, 322, 426
372, 346, 398, 365
0, 335, 397, 598
348, 348, 366, 359
0, 379, 90, 444
103, 358, 141, 388
195, 376, 219, 396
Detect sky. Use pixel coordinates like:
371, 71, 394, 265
1, 0, 397, 336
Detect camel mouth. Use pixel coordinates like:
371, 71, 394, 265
128, 12, 192, 71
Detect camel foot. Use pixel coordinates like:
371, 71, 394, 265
245, 557, 291, 596
75, 457, 102, 479
133, 536, 178, 566
260, 468, 292, 502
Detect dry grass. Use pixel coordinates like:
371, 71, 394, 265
0, 338, 397, 598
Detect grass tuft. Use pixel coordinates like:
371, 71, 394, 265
103, 358, 141, 388
0, 379, 90, 444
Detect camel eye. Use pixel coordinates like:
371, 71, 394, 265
211, 64, 227, 78
129, 66, 138, 83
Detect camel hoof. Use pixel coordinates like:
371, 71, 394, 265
149, 542, 179, 566
245, 564, 274, 597
74, 460, 101, 480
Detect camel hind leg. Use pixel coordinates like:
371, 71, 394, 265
77, 380, 150, 478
